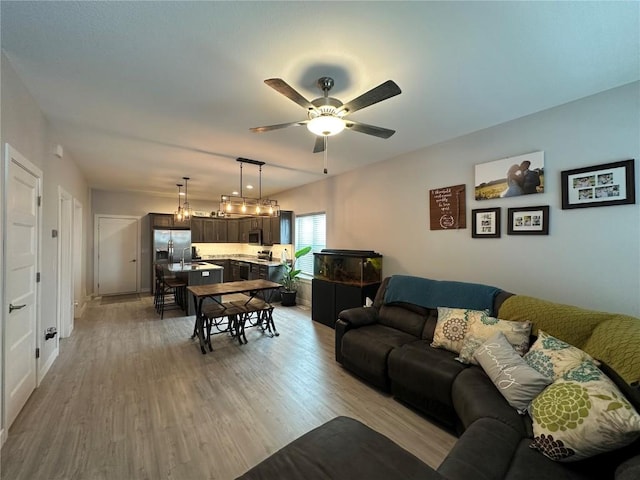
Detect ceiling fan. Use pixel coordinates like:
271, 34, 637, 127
250, 76, 402, 154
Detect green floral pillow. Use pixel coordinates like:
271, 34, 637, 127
431, 307, 489, 354
529, 361, 640, 461
456, 314, 531, 365
524, 330, 597, 380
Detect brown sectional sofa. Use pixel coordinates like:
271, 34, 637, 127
238, 275, 640, 480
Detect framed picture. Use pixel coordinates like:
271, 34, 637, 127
561, 159, 635, 209
507, 206, 549, 235
475, 151, 544, 200
472, 207, 501, 238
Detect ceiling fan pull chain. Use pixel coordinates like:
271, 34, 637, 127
324, 137, 328, 174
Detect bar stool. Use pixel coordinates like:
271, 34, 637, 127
154, 264, 187, 319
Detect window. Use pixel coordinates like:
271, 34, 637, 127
295, 212, 326, 277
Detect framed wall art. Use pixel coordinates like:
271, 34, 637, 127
475, 151, 544, 200
471, 207, 501, 238
507, 206, 549, 235
561, 159, 635, 209
429, 184, 466, 230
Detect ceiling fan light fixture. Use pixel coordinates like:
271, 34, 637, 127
307, 115, 345, 137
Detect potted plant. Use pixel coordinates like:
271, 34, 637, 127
280, 246, 312, 306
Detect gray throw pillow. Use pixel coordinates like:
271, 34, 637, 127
474, 331, 552, 414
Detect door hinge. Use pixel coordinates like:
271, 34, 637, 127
36, 272, 41, 283
38, 196, 42, 207
35, 348, 40, 359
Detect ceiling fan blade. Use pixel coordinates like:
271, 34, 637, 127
337, 80, 401, 115
264, 78, 315, 110
313, 136, 325, 153
250, 120, 308, 133
345, 120, 396, 139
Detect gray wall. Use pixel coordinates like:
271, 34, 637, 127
277, 82, 640, 317
1, 52, 91, 436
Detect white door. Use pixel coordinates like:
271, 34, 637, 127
4, 144, 41, 429
73, 199, 83, 322
96, 216, 139, 295
58, 187, 73, 338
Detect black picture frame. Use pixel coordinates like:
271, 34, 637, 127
507, 206, 549, 235
471, 207, 501, 238
561, 159, 635, 209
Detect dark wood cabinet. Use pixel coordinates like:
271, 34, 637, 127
190, 217, 204, 242
239, 218, 251, 243
209, 259, 230, 281
150, 213, 189, 229
227, 219, 239, 243
261, 211, 292, 245
312, 279, 381, 328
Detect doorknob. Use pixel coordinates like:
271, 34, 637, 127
130, 259, 137, 263
9, 303, 26, 313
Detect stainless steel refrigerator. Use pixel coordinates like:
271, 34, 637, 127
152, 229, 191, 293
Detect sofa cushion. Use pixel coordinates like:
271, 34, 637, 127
524, 330, 597, 380
388, 341, 467, 408
236, 416, 445, 480
529, 361, 640, 462
341, 324, 417, 390
456, 315, 532, 365
474, 332, 552, 413
432, 307, 487, 354
451, 366, 530, 436
378, 302, 428, 337
437, 417, 523, 480
582, 315, 640, 385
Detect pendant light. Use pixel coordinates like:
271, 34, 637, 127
219, 158, 280, 217
174, 183, 184, 221
182, 177, 193, 220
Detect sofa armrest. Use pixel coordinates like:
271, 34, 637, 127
339, 306, 379, 327
335, 307, 380, 363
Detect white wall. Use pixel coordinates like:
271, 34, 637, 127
0, 52, 91, 439
277, 82, 640, 317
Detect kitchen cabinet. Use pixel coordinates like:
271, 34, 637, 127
209, 259, 230, 281
191, 217, 205, 242
227, 219, 239, 243
239, 218, 251, 243
149, 213, 189, 229
203, 218, 228, 243
262, 211, 292, 245
229, 260, 242, 282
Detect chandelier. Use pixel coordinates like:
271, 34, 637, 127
174, 177, 193, 221
219, 158, 280, 217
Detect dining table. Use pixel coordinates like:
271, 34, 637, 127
187, 279, 283, 354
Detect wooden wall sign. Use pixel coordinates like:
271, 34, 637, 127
429, 184, 466, 230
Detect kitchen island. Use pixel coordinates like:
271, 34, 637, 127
167, 262, 224, 316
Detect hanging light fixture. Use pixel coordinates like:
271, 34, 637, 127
219, 158, 280, 217
174, 183, 184, 221
182, 176, 193, 220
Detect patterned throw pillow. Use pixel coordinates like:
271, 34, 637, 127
524, 330, 597, 380
456, 314, 531, 365
431, 307, 488, 354
529, 361, 640, 462
474, 332, 552, 413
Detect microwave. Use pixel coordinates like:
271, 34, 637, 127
248, 229, 262, 245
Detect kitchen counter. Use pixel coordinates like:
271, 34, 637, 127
167, 262, 224, 316
167, 262, 224, 273
201, 255, 283, 268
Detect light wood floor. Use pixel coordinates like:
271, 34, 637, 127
1, 294, 455, 480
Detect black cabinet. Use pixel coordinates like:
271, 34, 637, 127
191, 217, 204, 242
227, 219, 239, 243
312, 279, 381, 328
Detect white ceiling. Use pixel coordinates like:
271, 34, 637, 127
2, 1, 639, 204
